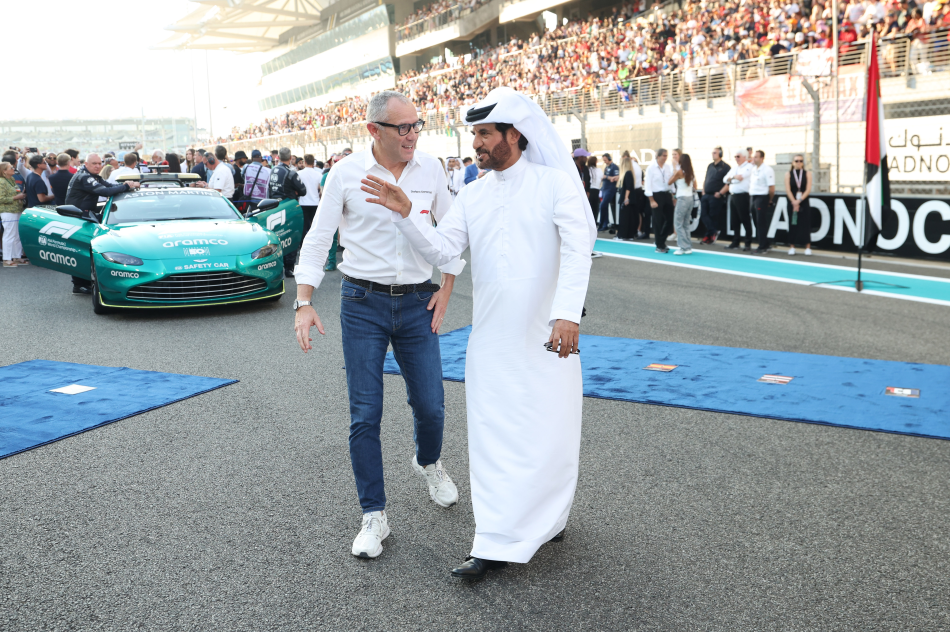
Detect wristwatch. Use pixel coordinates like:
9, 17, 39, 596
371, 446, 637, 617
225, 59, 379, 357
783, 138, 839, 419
292, 300, 311, 310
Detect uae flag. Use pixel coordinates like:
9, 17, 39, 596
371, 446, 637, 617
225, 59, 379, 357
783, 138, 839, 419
863, 32, 890, 250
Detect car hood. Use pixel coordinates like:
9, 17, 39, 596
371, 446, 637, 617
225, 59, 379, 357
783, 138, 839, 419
92, 220, 274, 259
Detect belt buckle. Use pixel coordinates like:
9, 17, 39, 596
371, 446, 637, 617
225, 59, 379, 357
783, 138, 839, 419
390, 284, 405, 296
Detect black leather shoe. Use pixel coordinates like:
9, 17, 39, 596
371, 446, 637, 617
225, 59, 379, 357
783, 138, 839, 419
72, 285, 92, 295
550, 529, 565, 542
285, 269, 295, 278
742, 245, 752, 252
724, 243, 740, 250
450, 556, 508, 579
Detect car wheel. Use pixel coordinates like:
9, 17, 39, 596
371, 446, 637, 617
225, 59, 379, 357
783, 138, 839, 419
90, 260, 117, 315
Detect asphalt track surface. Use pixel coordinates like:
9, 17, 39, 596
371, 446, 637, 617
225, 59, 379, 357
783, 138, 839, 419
2, 249, 950, 632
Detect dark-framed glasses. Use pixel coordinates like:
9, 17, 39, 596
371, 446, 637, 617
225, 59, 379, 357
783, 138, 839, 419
373, 119, 425, 136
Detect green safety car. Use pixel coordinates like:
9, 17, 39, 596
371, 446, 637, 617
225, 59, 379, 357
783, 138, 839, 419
18, 172, 304, 314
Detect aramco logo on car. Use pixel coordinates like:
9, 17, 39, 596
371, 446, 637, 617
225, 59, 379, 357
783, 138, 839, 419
38, 250, 77, 267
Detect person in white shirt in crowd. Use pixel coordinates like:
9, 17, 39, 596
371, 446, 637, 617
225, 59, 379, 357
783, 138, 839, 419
111, 153, 141, 180
293, 90, 465, 560
205, 147, 235, 199
644, 148, 675, 253
668, 153, 698, 255
451, 158, 466, 195
586, 155, 603, 226
297, 154, 322, 236
721, 148, 754, 251
749, 150, 776, 254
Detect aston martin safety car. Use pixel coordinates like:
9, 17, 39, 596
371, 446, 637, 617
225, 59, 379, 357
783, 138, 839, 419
18, 172, 304, 314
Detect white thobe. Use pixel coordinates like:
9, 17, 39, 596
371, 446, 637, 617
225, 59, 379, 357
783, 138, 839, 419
392, 155, 594, 563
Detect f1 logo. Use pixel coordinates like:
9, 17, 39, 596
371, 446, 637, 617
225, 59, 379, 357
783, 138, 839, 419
39, 221, 80, 240
266, 209, 286, 231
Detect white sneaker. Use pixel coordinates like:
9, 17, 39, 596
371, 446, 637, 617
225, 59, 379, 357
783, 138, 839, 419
804, 247, 813, 256
412, 455, 458, 508
352, 510, 390, 558
788, 247, 796, 255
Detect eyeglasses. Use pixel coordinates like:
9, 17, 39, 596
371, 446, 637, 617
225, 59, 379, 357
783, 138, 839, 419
793, 159, 803, 163
373, 119, 425, 136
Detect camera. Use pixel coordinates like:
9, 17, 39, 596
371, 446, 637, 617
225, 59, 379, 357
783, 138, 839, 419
27, 147, 38, 153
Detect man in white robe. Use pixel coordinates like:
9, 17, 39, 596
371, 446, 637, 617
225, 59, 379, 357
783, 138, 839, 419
360, 87, 597, 579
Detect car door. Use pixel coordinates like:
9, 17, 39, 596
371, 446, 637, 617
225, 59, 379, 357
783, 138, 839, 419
246, 198, 304, 254
18, 208, 96, 280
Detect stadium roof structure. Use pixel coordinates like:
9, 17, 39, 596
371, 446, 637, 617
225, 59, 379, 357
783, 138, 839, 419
156, 0, 326, 53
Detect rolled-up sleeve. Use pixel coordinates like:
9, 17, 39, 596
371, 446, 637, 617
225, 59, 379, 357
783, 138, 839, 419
294, 167, 343, 288
429, 167, 466, 277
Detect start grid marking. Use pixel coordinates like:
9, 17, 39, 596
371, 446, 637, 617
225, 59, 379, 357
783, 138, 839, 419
594, 238, 950, 307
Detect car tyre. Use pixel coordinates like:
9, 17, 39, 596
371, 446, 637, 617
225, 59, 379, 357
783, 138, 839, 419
91, 261, 118, 315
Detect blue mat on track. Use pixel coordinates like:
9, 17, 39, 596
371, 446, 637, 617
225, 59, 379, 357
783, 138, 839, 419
384, 327, 950, 440
0, 360, 237, 459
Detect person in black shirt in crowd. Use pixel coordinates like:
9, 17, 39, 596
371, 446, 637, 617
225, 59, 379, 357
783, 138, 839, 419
49, 154, 74, 206
25, 154, 55, 209
267, 146, 307, 278
699, 147, 731, 244
64, 153, 139, 294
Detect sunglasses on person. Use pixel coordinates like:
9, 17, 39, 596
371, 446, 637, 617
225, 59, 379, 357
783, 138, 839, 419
373, 119, 426, 136
793, 159, 803, 163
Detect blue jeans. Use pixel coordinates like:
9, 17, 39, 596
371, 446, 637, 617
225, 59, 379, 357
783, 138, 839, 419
339, 279, 445, 513
599, 189, 617, 229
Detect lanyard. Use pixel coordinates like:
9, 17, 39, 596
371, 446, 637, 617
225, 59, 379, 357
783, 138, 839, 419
792, 169, 803, 191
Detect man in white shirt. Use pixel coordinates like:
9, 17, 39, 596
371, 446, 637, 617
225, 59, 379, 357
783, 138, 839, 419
720, 148, 754, 251
297, 154, 322, 236
206, 150, 235, 199
111, 153, 141, 181
644, 148, 675, 253
749, 149, 776, 254
293, 91, 465, 560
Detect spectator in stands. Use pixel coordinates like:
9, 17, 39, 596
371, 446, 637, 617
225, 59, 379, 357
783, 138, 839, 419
669, 153, 698, 255
298, 154, 322, 236
645, 148, 674, 253
700, 147, 730, 244
242, 150, 271, 199
1, 161, 26, 268
463, 156, 478, 184
599, 153, 620, 232
786, 153, 813, 256
49, 154, 73, 205
587, 155, 603, 227
750, 150, 776, 254
25, 155, 55, 209
721, 148, 754, 251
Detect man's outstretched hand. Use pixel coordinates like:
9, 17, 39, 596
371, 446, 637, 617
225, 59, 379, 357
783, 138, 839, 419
361, 175, 412, 218
548, 319, 579, 358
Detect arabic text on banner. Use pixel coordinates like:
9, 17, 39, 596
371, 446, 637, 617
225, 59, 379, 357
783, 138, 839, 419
735, 65, 866, 129
885, 115, 950, 182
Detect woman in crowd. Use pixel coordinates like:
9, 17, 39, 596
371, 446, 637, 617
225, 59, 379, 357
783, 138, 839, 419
574, 152, 592, 223
0, 161, 27, 268
100, 164, 114, 182
185, 148, 196, 172
167, 153, 184, 174
617, 154, 638, 241
668, 153, 697, 256
785, 154, 812, 256
587, 155, 603, 227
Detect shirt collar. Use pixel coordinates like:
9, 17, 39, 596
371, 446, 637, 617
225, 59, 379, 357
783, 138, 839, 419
491, 153, 529, 181
364, 142, 419, 173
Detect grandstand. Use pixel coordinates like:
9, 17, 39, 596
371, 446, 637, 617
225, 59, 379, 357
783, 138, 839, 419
162, 0, 950, 195
0, 117, 198, 156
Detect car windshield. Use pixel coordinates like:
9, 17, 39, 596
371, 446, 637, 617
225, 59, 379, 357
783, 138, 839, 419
106, 190, 240, 225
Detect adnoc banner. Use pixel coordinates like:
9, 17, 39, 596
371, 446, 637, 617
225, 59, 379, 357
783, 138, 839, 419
716, 194, 950, 260
735, 65, 865, 129
885, 116, 950, 182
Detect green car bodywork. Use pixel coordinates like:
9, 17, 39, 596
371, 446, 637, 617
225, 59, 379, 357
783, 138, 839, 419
18, 188, 303, 314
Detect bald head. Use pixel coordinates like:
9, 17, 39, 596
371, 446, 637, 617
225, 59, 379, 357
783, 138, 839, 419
85, 153, 103, 175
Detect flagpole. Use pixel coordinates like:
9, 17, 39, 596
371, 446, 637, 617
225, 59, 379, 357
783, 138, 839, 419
856, 32, 872, 292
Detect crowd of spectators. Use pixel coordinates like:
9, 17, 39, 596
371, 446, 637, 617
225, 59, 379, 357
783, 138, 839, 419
397, 0, 492, 40
208, 0, 949, 145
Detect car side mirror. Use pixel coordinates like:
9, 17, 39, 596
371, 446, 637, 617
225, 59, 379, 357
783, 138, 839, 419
57, 205, 98, 222
247, 198, 280, 217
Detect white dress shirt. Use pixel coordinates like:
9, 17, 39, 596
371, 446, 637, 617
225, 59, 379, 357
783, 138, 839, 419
208, 161, 235, 198
722, 160, 754, 194
297, 167, 322, 206
749, 163, 775, 195
294, 145, 466, 289
631, 162, 643, 189
589, 166, 604, 190
111, 166, 139, 180
643, 162, 673, 197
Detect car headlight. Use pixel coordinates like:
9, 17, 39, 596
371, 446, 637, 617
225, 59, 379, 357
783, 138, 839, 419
101, 252, 144, 266
252, 244, 279, 260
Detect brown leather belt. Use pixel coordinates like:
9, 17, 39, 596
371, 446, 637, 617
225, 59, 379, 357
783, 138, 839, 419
342, 273, 441, 296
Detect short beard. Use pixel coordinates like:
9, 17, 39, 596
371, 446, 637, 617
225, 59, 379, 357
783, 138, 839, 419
477, 139, 512, 171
